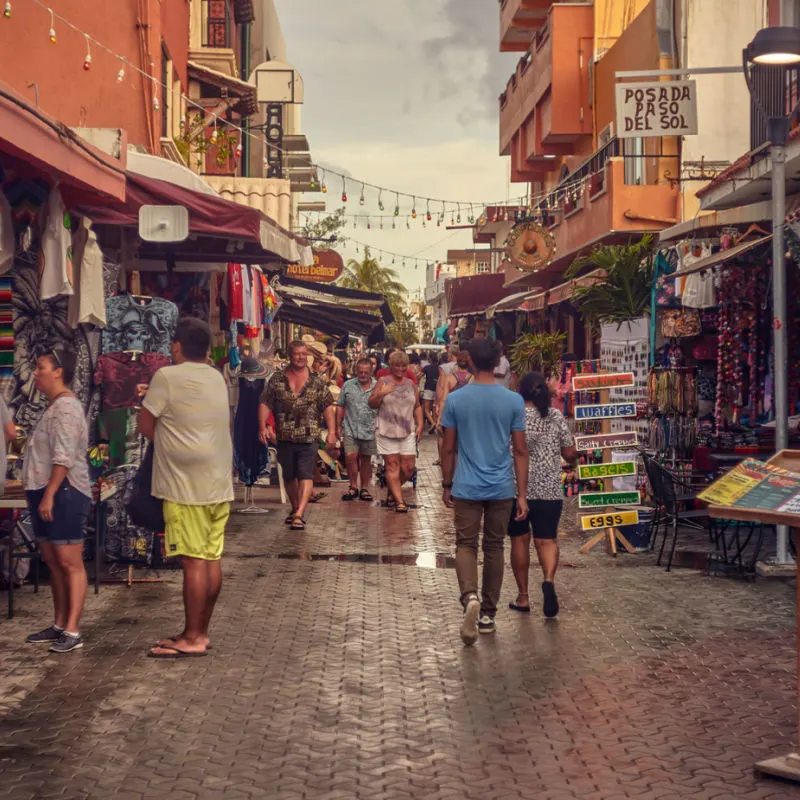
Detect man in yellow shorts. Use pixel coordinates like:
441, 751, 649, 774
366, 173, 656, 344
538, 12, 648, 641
139, 317, 234, 658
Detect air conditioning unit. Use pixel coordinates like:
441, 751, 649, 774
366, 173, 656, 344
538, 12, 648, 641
598, 122, 615, 148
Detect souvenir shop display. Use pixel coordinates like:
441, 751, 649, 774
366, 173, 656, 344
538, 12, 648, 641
646, 367, 698, 461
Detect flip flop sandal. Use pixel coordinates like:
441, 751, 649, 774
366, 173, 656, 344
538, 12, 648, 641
147, 645, 207, 659
290, 517, 307, 530
359, 490, 374, 502
309, 492, 327, 503
156, 637, 213, 651
508, 603, 531, 614
342, 486, 359, 501
395, 504, 409, 514
285, 512, 297, 525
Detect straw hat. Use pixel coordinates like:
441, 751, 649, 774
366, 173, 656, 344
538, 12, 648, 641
307, 341, 327, 360
301, 334, 316, 345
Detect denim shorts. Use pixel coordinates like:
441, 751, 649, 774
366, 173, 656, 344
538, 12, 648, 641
26, 480, 91, 546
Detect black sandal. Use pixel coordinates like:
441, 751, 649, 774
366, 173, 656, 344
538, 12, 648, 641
395, 503, 409, 514
290, 516, 306, 530
285, 512, 297, 525
342, 486, 359, 501
359, 489, 374, 502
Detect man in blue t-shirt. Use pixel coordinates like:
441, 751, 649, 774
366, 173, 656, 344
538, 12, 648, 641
440, 338, 529, 646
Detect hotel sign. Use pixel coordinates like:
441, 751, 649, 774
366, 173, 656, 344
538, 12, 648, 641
616, 80, 698, 138
286, 249, 344, 283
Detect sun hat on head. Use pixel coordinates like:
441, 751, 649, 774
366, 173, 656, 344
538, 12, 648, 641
307, 341, 328, 359
301, 334, 316, 345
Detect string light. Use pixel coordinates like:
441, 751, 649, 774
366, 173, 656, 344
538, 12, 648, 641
235, 142, 242, 159
82, 33, 91, 70
426, 200, 432, 222
394, 193, 400, 217
321, 170, 327, 194
47, 7, 55, 43
3, 2, 11, 18
152, 94, 159, 111
411, 196, 417, 219
341, 177, 347, 203
359, 183, 365, 206
210, 118, 218, 145
378, 190, 384, 212
116, 66, 125, 82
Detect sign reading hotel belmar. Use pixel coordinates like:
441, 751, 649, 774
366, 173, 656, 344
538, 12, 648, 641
615, 80, 698, 138
286, 249, 345, 283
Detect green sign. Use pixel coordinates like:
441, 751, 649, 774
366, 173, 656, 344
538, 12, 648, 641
578, 491, 641, 509
577, 461, 637, 480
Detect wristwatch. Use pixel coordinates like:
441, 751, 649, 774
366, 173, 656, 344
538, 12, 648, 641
442, 481, 453, 489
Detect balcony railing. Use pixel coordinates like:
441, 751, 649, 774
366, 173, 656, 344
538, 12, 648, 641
750, 63, 800, 151
201, 0, 234, 49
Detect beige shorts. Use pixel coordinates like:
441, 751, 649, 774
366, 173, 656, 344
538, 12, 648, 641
376, 432, 417, 457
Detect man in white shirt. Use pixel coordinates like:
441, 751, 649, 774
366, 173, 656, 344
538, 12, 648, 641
139, 317, 234, 659
494, 346, 512, 389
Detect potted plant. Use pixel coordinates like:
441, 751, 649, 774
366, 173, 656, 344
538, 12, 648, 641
508, 331, 566, 379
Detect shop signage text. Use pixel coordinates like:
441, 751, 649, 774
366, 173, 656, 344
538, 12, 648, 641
615, 80, 698, 138
578, 461, 637, 480
286, 249, 344, 283
575, 402, 636, 420
572, 372, 635, 392
578, 491, 641, 509
575, 431, 639, 452
581, 510, 640, 531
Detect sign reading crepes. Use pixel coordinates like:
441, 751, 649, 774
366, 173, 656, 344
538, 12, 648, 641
286, 248, 344, 283
575, 431, 639, 452
615, 80, 698, 139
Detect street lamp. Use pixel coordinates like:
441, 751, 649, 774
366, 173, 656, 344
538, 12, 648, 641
743, 26, 800, 565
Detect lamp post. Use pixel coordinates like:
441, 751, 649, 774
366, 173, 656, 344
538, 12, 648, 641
743, 27, 800, 566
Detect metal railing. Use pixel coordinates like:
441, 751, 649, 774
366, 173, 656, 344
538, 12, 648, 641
750, 63, 800, 150
202, 0, 234, 49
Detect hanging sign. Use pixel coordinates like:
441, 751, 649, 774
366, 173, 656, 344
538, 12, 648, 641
504, 221, 556, 272
575, 402, 636, 420
572, 372, 635, 392
575, 431, 639, 452
578, 491, 641, 509
578, 461, 637, 480
615, 80, 698, 138
581, 510, 640, 531
286, 249, 344, 283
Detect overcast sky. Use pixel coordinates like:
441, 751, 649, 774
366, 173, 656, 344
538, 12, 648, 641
273, 0, 518, 295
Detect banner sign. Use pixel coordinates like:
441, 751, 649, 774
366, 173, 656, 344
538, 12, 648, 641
575, 431, 639, 452
575, 403, 636, 420
286, 249, 345, 283
578, 461, 637, 480
615, 80, 698, 138
572, 372, 635, 392
578, 491, 641, 509
581, 510, 640, 531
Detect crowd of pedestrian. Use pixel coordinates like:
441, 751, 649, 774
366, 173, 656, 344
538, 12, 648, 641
17, 318, 575, 655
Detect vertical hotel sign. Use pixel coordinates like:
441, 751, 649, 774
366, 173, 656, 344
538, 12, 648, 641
286, 249, 345, 283
615, 81, 698, 138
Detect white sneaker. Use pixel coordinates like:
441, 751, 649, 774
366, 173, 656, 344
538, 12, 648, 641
478, 616, 496, 634
460, 594, 480, 646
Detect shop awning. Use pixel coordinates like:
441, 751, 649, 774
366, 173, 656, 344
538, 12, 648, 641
664, 236, 772, 279
276, 276, 394, 324
485, 289, 542, 317
276, 299, 386, 344
547, 269, 606, 305
0, 83, 126, 205
447, 273, 520, 317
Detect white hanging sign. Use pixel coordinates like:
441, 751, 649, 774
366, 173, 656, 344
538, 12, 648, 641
615, 80, 698, 138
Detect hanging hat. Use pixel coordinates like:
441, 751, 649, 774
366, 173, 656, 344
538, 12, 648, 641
239, 356, 269, 379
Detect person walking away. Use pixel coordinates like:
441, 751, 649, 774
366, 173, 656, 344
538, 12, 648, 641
421, 352, 439, 433
434, 345, 459, 465
24, 346, 92, 653
139, 319, 233, 658
259, 340, 337, 530
508, 372, 576, 618
369, 351, 423, 513
494, 344, 512, 389
440, 338, 529, 646
336, 357, 377, 502
438, 349, 474, 411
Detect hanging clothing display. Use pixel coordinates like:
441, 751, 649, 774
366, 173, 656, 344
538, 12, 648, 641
103, 295, 178, 357
40, 187, 74, 300
139, 272, 210, 320
97, 407, 146, 468
233, 376, 270, 486
94, 351, 170, 410
68, 218, 106, 328
103, 465, 156, 567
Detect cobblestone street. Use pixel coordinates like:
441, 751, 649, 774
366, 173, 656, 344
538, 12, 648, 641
1, 439, 800, 799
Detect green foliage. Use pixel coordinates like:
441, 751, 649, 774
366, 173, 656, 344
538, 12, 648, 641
300, 208, 348, 247
386, 308, 420, 348
508, 331, 566, 378
564, 235, 655, 327
339, 247, 407, 320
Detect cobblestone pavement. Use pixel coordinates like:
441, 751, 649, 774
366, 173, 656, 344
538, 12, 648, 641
2, 437, 800, 799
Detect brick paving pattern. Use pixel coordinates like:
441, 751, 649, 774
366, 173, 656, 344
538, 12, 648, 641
1, 437, 799, 799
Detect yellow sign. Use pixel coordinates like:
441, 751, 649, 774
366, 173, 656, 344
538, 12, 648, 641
580, 510, 640, 531
697, 459, 773, 506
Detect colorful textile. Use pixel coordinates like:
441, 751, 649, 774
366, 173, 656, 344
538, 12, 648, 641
103, 465, 155, 567
94, 352, 169, 410
164, 500, 229, 561
103, 295, 178, 357
261, 369, 334, 444
97, 407, 144, 469
139, 272, 210, 321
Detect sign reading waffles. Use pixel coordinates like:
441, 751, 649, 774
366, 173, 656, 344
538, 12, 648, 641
286, 249, 344, 283
572, 372, 635, 392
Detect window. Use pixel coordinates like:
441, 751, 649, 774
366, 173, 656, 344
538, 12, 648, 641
624, 137, 644, 186
476, 261, 490, 274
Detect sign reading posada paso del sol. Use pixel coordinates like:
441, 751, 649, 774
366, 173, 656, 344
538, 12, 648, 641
286, 249, 344, 283
615, 80, 698, 138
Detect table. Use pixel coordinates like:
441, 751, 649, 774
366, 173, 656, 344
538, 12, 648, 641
0, 496, 36, 619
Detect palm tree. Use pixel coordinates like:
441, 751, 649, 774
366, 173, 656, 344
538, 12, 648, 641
339, 248, 407, 317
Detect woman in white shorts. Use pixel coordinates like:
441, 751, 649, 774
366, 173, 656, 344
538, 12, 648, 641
369, 351, 424, 513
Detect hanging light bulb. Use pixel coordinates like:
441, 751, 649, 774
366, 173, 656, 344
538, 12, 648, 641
342, 177, 347, 203
411, 197, 417, 219
321, 170, 327, 194
380, 219, 384, 230
367, 218, 371, 230
426, 201, 432, 222
437, 215, 441, 228
502, 208, 509, 222
392, 219, 396, 230
468, 205, 475, 224
394, 192, 400, 217
235, 142, 242, 159
210, 122, 219, 145
3, 2, 11, 18
353, 218, 357, 229
457, 204, 462, 224
116, 66, 125, 82
359, 183, 366, 206
48, 8, 56, 43
152, 94, 159, 112
82, 35, 92, 70
378, 190, 384, 212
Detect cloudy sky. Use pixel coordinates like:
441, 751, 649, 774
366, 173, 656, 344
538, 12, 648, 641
273, 0, 518, 294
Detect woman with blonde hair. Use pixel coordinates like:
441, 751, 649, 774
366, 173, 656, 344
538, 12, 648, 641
369, 350, 424, 512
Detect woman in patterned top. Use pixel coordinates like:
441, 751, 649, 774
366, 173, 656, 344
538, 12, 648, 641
508, 372, 577, 619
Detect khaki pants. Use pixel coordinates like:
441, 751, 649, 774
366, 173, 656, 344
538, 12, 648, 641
453, 498, 514, 619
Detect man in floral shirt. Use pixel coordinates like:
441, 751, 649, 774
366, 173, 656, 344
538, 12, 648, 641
259, 341, 337, 530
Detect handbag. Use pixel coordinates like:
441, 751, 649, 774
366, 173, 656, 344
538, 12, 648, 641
662, 308, 701, 338
126, 443, 165, 532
